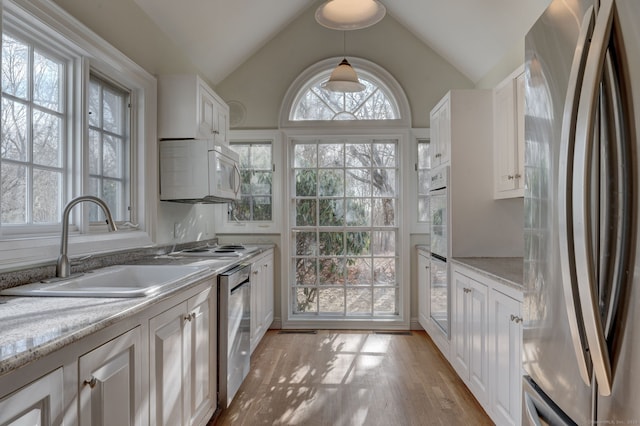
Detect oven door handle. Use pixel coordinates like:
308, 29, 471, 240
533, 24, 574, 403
230, 280, 250, 295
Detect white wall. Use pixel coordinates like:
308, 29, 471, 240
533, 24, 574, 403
214, 0, 473, 129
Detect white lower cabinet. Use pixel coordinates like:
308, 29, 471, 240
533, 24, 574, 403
451, 270, 489, 407
417, 250, 430, 328
450, 263, 523, 426
0, 368, 64, 426
489, 288, 523, 426
250, 249, 274, 354
79, 327, 142, 426
149, 287, 214, 426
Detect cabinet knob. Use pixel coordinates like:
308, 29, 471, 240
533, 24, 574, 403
507, 175, 515, 180
84, 377, 97, 388
464, 288, 471, 293
514, 173, 522, 179
184, 313, 195, 322
510, 314, 523, 323
212, 130, 220, 135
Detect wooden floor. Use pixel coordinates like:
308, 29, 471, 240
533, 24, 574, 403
211, 330, 492, 426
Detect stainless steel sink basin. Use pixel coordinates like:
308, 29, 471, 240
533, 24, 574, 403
0, 265, 208, 298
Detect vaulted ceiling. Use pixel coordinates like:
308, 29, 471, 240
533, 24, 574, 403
134, 0, 551, 85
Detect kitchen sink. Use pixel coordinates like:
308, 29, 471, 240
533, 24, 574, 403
0, 264, 208, 298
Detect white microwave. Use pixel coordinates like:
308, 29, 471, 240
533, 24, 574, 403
159, 139, 241, 203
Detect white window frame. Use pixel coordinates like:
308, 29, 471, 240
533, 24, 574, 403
0, 0, 157, 268
279, 57, 411, 129
215, 129, 283, 234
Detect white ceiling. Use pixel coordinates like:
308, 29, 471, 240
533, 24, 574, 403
134, 0, 551, 85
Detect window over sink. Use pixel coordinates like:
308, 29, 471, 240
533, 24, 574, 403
0, 0, 156, 265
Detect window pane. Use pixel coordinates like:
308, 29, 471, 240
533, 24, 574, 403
345, 259, 372, 285
229, 196, 250, 221
318, 169, 344, 197
2, 35, 28, 99
295, 288, 318, 313
33, 51, 62, 112
373, 258, 396, 284
346, 288, 372, 314
1, 99, 27, 161
250, 144, 271, 169
319, 232, 344, 255
295, 199, 316, 226
89, 80, 100, 127
33, 110, 62, 167
319, 258, 345, 284
292, 74, 399, 121
253, 196, 272, 221
88, 129, 101, 175
1, 163, 27, 223
374, 288, 397, 314
295, 231, 317, 256
345, 144, 372, 167
346, 199, 371, 226
372, 231, 396, 255
295, 258, 317, 285
33, 169, 61, 223
346, 231, 370, 255
294, 144, 317, 168
319, 199, 344, 226
318, 144, 343, 167
251, 172, 271, 195
296, 169, 317, 196
345, 169, 371, 197
103, 87, 124, 134
103, 134, 122, 178
319, 288, 344, 313
372, 198, 396, 227
372, 169, 396, 197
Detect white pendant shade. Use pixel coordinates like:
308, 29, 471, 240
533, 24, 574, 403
322, 58, 365, 93
315, 0, 386, 31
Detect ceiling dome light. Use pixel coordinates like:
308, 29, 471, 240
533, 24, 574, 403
321, 58, 365, 93
315, 0, 386, 31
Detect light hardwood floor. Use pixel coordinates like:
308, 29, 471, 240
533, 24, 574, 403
211, 330, 492, 426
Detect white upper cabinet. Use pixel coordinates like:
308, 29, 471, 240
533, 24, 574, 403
493, 65, 525, 199
158, 74, 229, 145
430, 94, 452, 167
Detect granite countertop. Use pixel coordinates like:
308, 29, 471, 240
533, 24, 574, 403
0, 244, 274, 376
415, 244, 430, 253
451, 257, 524, 290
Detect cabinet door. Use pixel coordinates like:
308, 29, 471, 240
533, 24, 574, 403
262, 251, 275, 328
0, 368, 63, 426
451, 271, 470, 379
467, 279, 489, 406
417, 252, 430, 328
491, 290, 522, 426
149, 302, 189, 426
515, 71, 525, 191
198, 84, 216, 138
78, 327, 141, 426
430, 99, 450, 167
187, 288, 214, 426
215, 104, 229, 146
494, 78, 518, 194
250, 258, 262, 353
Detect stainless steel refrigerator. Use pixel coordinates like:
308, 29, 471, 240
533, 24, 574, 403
523, 0, 640, 424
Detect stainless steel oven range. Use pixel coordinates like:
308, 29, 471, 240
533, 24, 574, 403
217, 263, 251, 409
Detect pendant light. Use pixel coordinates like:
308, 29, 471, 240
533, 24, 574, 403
321, 32, 365, 93
315, 0, 386, 31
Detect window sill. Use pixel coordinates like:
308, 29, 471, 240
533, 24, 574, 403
0, 230, 153, 271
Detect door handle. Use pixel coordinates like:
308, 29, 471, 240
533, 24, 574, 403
557, 5, 595, 388
573, 0, 616, 397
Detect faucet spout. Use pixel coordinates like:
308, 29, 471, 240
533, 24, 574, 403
57, 195, 118, 278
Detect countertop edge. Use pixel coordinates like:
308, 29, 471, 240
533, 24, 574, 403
451, 257, 524, 292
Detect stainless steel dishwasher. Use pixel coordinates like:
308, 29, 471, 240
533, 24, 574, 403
218, 263, 251, 409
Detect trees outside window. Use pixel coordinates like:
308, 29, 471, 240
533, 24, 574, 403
291, 139, 399, 317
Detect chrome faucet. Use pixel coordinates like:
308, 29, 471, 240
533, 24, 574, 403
57, 195, 118, 278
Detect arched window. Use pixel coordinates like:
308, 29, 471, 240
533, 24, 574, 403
291, 73, 399, 121
280, 57, 410, 128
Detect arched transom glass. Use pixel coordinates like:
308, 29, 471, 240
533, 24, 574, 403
291, 72, 400, 121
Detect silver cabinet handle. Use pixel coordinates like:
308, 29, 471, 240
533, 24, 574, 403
573, 0, 616, 397
557, 4, 595, 389
510, 314, 523, 324
184, 313, 195, 322
514, 173, 521, 179
84, 377, 97, 388
507, 175, 514, 180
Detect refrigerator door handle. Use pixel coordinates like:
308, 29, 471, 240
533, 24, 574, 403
557, 4, 596, 387
573, 0, 616, 397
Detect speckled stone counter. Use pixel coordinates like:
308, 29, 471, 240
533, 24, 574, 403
451, 257, 523, 290
0, 243, 275, 376
415, 244, 430, 254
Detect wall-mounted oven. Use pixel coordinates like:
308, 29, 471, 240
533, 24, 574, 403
429, 165, 450, 336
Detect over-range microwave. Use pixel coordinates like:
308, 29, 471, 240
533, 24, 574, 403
159, 139, 241, 203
